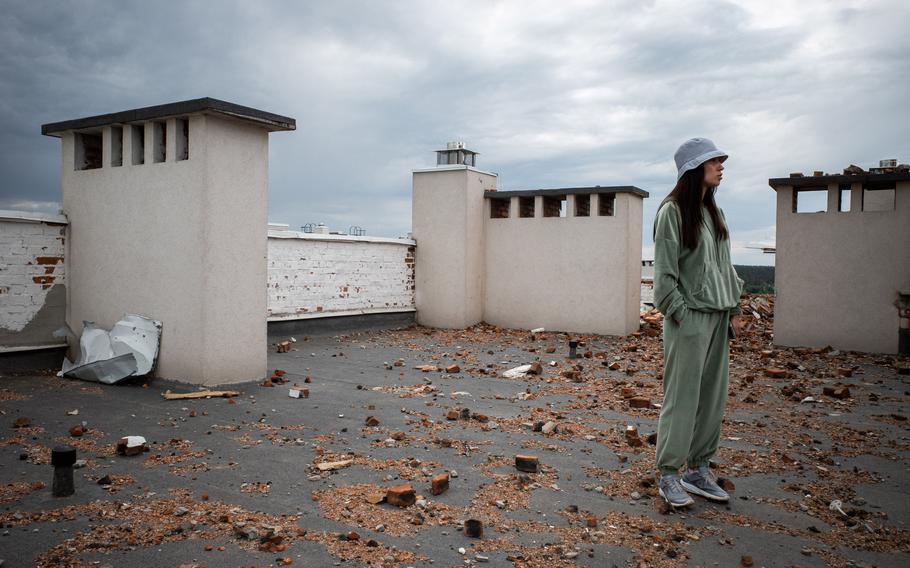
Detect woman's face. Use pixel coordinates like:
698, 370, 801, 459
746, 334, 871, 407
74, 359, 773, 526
702, 157, 725, 188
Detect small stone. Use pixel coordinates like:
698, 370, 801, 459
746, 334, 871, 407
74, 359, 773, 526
174, 507, 189, 517
446, 364, 461, 373
586, 515, 597, 527
365, 416, 380, 427
631, 491, 642, 500
541, 421, 558, 435
69, 425, 84, 437
741, 555, 754, 567
12, 417, 31, 429
446, 410, 459, 420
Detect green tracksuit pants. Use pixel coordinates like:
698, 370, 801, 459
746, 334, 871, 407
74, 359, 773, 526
656, 307, 730, 475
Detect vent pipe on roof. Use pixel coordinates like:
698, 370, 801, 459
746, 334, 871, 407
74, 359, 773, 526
436, 141, 478, 167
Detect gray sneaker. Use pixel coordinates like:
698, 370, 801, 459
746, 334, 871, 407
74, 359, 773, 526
658, 473, 694, 508
681, 466, 730, 502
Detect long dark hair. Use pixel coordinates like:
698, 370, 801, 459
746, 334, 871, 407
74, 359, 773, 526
656, 163, 729, 250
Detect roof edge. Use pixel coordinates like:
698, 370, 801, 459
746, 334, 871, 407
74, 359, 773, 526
768, 171, 910, 189
41, 97, 296, 136
485, 186, 649, 199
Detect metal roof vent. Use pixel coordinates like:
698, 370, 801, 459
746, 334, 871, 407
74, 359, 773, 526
436, 141, 478, 167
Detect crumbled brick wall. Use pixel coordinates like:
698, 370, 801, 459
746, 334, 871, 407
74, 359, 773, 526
267, 234, 416, 320
0, 215, 67, 344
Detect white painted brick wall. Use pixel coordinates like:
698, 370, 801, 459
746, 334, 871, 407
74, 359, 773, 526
0, 212, 67, 332
267, 232, 415, 320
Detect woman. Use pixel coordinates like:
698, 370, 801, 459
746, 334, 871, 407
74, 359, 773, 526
652, 137, 744, 508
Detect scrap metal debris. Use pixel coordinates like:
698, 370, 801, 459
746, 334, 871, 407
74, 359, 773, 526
59, 314, 162, 384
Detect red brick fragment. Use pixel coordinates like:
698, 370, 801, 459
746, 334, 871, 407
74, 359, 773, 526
628, 397, 651, 409
625, 425, 643, 447
445, 364, 461, 373
365, 416, 380, 427
386, 484, 416, 508
823, 385, 850, 399
764, 367, 788, 378
69, 425, 84, 437
431, 473, 450, 496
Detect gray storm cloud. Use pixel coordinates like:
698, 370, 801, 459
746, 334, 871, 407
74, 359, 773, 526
2, 0, 907, 265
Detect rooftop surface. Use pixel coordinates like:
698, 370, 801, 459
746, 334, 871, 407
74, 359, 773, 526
1, 297, 908, 567
41, 97, 296, 136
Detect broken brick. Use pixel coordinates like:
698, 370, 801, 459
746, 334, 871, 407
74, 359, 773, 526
515, 454, 539, 473
741, 555, 754, 567
445, 364, 461, 373
116, 437, 148, 456
528, 362, 543, 375
69, 425, 84, 437
365, 416, 380, 427
586, 515, 598, 528
446, 410, 459, 420
625, 425, 643, 447
718, 477, 736, 491
386, 484, 416, 508
13, 417, 31, 429
464, 519, 483, 538
823, 385, 851, 399
628, 397, 650, 409
431, 473, 449, 496
764, 367, 788, 378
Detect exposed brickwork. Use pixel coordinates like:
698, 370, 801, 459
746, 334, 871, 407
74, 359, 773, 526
0, 216, 67, 333
267, 234, 416, 320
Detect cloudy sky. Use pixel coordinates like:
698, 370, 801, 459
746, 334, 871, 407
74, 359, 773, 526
2, 0, 907, 265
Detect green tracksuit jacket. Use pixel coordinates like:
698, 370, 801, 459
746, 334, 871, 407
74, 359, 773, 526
652, 198, 744, 474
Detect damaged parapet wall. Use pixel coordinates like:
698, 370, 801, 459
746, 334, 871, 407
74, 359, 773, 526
412, 157, 647, 335
0, 211, 67, 351
769, 170, 910, 354
42, 98, 295, 384
267, 227, 416, 320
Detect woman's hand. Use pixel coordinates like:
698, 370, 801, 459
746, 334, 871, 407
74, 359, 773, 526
731, 315, 744, 336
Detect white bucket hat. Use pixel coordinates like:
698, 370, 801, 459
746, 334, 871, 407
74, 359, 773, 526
674, 138, 728, 180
